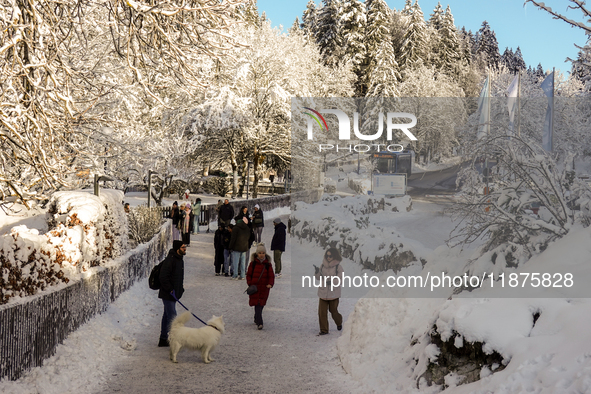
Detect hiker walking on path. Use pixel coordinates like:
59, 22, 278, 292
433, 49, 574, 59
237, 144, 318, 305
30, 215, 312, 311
270, 218, 286, 278
213, 224, 225, 276
246, 244, 274, 330
158, 240, 186, 347
251, 204, 264, 244
229, 216, 250, 279
315, 247, 343, 336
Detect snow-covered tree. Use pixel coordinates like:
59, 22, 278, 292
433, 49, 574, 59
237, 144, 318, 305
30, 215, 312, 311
398, 0, 429, 76
428, 2, 444, 30
340, 0, 367, 94
315, 0, 344, 67
435, 5, 461, 74
366, 41, 400, 97
474, 21, 501, 69
301, 0, 319, 41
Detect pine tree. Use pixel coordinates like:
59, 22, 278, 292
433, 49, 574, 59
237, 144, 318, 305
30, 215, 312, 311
474, 21, 500, 68
301, 0, 318, 41
364, 0, 392, 94
535, 63, 545, 79
315, 0, 344, 67
428, 2, 444, 30
340, 0, 367, 93
571, 37, 591, 84
459, 27, 473, 64
437, 5, 461, 73
366, 41, 400, 96
289, 17, 302, 35
513, 47, 527, 72
401, 0, 413, 16
501, 47, 515, 70
398, 0, 428, 75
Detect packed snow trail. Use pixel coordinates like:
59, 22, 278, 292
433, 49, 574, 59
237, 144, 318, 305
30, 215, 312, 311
96, 214, 361, 394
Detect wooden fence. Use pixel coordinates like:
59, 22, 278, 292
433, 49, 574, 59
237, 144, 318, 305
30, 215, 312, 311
0, 222, 172, 381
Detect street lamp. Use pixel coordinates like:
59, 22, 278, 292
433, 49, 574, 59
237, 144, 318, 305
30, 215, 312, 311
93, 174, 114, 197
246, 161, 253, 200
147, 170, 155, 208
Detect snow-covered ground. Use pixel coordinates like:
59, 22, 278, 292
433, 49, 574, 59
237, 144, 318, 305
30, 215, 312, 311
3, 183, 591, 393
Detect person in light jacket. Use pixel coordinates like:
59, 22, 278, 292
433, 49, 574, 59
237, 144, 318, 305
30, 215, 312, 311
192, 198, 201, 234
314, 247, 343, 336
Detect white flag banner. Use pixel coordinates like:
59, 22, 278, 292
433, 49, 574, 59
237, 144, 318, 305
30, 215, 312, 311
507, 74, 519, 136
541, 72, 554, 151
477, 76, 490, 140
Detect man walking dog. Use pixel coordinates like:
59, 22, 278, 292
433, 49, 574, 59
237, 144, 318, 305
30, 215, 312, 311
158, 240, 186, 347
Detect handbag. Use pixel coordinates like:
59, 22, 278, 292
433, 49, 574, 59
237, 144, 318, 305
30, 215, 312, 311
245, 262, 266, 295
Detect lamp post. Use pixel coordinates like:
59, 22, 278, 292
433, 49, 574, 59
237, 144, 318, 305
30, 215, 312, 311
147, 170, 154, 208
246, 161, 253, 200
93, 174, 114, 197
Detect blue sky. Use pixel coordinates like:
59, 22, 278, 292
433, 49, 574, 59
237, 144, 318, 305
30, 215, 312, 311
257, 0, 588, 74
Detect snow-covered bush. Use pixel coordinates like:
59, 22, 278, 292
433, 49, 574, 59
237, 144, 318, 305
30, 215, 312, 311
201, 176, 231, 197
292, 195, 422, 272
347, 173, 371, 195
1, 190, 130, 304
127, 206, 164, 248
450, 136, 591, 268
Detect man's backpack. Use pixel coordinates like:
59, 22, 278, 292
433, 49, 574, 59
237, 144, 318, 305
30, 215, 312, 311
149, 260, 165, 290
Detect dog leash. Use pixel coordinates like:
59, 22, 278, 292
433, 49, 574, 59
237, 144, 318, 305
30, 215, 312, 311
171, 290, 208, 326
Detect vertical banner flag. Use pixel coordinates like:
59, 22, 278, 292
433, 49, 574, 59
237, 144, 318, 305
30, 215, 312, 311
541, 71, 554, 151
477, 76, 490, 140
507, 74, 519, 136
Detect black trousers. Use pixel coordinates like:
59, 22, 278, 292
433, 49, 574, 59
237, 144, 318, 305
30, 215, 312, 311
254, 305, 265, 326
182, 232, 191, 245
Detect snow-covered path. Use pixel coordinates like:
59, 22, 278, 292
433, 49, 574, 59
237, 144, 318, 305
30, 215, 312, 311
96, 214, 361, 393
0, 211, 363, 394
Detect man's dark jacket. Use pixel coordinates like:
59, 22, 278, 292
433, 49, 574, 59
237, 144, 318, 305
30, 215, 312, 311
219, 203, 235, 222
229, 221, 250, 252
271, 222, 286, 252
158, 249, 185, 301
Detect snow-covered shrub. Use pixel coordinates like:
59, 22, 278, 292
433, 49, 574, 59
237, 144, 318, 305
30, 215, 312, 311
127, 206, 164, 248
0, 190, 130, 304
292, 195, 423, 272
347, 173, 371, 195
451, 137, 591, 268
324, 177, 337, 193
201, 176, 231, 197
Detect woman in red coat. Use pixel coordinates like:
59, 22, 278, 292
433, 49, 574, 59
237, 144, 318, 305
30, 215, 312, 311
246, 244, 275, 330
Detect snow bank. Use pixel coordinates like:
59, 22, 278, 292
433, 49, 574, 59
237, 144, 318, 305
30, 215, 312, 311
1, 190, 129, 304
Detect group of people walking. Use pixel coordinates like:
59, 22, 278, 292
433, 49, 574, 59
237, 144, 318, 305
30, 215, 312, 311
157, 197, 344, 348
169, 198, 202, 246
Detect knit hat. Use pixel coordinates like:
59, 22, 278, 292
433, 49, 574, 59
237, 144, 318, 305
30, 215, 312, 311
172, 240, 184, 251
273, 218, 282, 224
254, 204, 260, 209
256, 243, 266, 254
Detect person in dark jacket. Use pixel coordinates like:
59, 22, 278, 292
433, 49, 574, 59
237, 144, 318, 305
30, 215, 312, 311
213, 224, 225, 276
218, 199, 234, 227
170, 202, 181, 241
222, 224, 233, 276
270, 218, 286, 278
158, 240, 186, 346
246, 244, 274, 330
235, 206, 255, 248
251, 204, 264, 244
229, 216, 250, 279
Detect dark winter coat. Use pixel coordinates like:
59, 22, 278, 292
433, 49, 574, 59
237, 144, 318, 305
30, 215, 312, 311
246, 256, 274, 307
158, 249, 185, 301
252, 210, 264, 228
219, 203, 235, 222
235, 211, 251, 227
271, 222, 286, 252
214, 228, 224, 251
170, 207, 180, 226
222, 227, 232, 250
229, 221, 250, 252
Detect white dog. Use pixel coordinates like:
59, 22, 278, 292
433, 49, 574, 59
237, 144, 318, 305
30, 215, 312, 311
168, 312, 225, 364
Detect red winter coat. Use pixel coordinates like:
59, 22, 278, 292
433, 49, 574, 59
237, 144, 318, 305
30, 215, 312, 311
246, 255, 274, 307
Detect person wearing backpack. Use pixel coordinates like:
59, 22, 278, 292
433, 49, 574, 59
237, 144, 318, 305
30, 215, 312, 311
246, 244, 274, 330
315, 247, 343, 336
158, 240, 186, 347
